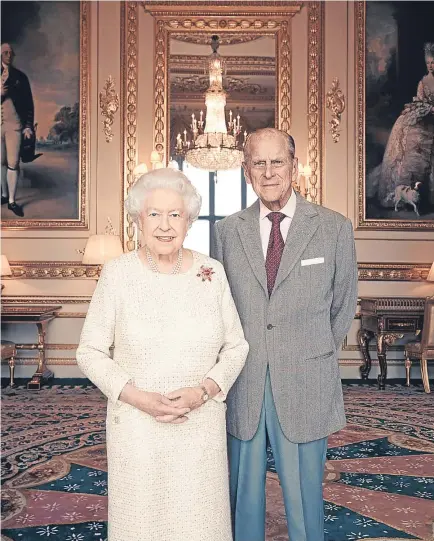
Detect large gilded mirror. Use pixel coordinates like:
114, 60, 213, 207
143, 3, 304, 163
133, 2, 323, 254
169, 34, 277, 162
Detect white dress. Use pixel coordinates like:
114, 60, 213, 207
76, 250, 248, 541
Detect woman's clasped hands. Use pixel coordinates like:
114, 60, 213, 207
119, 380, 219, 424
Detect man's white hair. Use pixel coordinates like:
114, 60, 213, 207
243, 128, 295, 163
124, 167, 202, 226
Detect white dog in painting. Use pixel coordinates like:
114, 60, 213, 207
393, 182, 422, 216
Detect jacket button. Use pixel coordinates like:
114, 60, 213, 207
267, 324, 274, 330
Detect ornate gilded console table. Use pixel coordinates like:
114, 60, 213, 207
357, 297, 425, 390
1, 304, 61, 390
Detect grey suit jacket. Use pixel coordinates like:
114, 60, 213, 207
213, 193, 358, 443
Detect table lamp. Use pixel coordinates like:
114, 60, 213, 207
150, 150, 162, 170
82, 234, 124, 276
427, 262, 434, 283
1, 254, 12, 292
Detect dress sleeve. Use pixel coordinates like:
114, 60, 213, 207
76, 262, 132, 404
204, 269, 249, 402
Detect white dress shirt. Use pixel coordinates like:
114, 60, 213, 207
259, 189, 297, 258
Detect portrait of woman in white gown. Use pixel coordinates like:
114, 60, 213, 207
362, 1, 434, 226
374, 42, 434, 212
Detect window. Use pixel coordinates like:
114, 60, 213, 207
182, 162, 257, 256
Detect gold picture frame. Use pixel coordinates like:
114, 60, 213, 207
356, 0, 434, 231
1, 1, 90, 230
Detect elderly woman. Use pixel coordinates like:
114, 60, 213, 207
76, 168, 248, 541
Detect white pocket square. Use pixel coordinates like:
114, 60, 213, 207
301, 257, 324, 266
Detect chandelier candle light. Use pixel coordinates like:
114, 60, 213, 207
175, 35, 247, 171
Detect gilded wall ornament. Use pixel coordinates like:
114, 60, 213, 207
307, 2, 324, 205
326, 77, 345, 143
99, 76, 120, 143
5, 262, 100, 279
121, 2, 139, 252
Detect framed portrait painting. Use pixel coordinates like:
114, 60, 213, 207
356, 1, 434, 230
1, 1, 89, 230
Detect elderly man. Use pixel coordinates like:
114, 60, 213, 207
213, 128, 358, 541
1, 43, 35, 217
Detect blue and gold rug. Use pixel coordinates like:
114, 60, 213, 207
1, 383, 433, 541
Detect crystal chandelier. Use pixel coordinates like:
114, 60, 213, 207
175, 35, 247, 171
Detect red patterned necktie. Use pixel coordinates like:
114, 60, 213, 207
265, 212, 286, 296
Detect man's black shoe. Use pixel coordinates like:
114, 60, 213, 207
1, 196, 8, 205
8, 202, 24, 217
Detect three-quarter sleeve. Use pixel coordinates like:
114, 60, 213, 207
204, 269, 249, 401
76, 262, 131, 404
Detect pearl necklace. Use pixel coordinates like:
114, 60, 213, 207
145, 246, 183, 275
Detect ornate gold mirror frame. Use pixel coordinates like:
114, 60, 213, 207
143, 2, 303, 165
143, 1, 324, 199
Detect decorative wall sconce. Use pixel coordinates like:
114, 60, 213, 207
296, 163, 312, 198
326, 77, 345, 144
1, 254, 12, 292
99, 75, 120, 143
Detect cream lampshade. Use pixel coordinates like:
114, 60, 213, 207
1, 254, 12, 292
1, 255, 12, 276
82, 235, 124, 265
150, 150, 164, 170
427, 262, 434, 282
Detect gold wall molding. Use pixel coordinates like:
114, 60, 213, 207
1, 296, 91, 304
121, 2, 139, 252
277, 20, 291, 135
307, 2, 324, 205
141, 2, 303, 20
3, 262, 430, 281
171, 33, 261, 46
5, 262, 100, 279
170, 54, 275, 74
326, 77, 345, 143
99, 75, 120, 143
357, 263, 431, 282
154, 18, 168, 162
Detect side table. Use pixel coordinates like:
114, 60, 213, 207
357, 297, 425, 390
1, 304, 61, 390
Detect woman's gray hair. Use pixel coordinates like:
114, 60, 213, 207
124, 168, 202, 225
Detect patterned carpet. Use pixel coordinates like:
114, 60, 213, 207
1, 383, 433, 541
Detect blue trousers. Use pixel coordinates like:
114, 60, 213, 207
228, 370, 328, 541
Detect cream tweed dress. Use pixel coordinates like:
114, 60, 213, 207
76, 250, 248, 541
